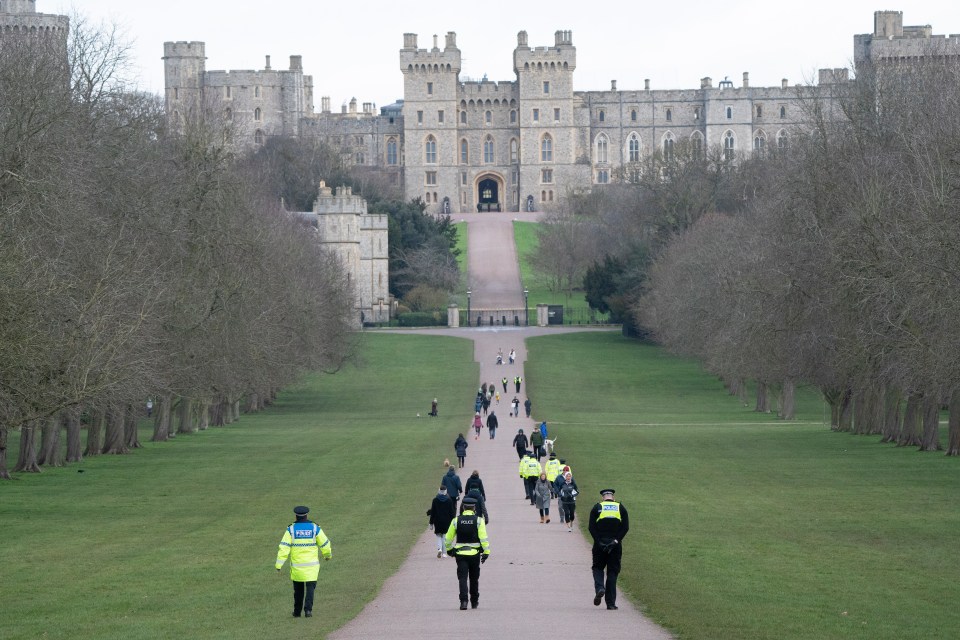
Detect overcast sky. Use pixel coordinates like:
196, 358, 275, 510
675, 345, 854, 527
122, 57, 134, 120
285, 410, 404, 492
51, 0, 958, 108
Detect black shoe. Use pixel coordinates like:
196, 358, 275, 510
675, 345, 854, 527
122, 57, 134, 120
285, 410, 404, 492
471, 602, 478, 609
304, 611, 312, 617
460, 601, 468, 610
292, 613, 301, 618
593, 589, 605, 606
607, 605, 618, 610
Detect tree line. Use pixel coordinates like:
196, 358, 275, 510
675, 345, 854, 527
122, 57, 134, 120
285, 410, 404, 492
0, 20, 356, 479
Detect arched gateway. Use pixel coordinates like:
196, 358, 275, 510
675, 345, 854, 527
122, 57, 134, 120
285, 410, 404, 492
475, 173, 504, 212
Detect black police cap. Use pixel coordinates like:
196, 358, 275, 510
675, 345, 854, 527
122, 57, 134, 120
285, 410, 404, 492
293, 506, 310, 516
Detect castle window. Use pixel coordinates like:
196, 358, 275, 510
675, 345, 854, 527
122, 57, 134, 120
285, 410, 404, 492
173, 88, 179, 100
665, 108, 672, 122
427, 82, 433, 95
254, 107, 262, 122
387, 138, 398, 165
533, 108, 539, 122
541, 168, 553, 184
461, 172, 468, 186
485, 110, 492, 124
254, 129, 264, 145
726, 106, 732, 119
438, 110, 444, 124
225, 107, 233, 121
460, 111, 467, 124
777, 130, 789, 149
628, 133, 641, 162
756, 105, 763, 118
541, 190, 547, 202
425, 136, 437, 164
510, 138, 518, 163
541, 134, 553, 162
554, 108, 560, 122
543, 81, 550, 94
663, 132, 675, 161
417, 110, 423, 125
694, 107, 701, 120
225, 86, 232, 99
460, 139, 469, 164
754, 132, 766, 157
510, 110, 517, 124
780, 105, 787, 118
255, 86, 261, 98
631, 108, 637, 122
356, 152, 364, 165
691, 131, 704, 157
596, 170, 609, 184
595, 134, 608, 164
426, 171, 437, 185
723, 130, 735, 161
483, 136, 495, 164
598, 109, 605, 122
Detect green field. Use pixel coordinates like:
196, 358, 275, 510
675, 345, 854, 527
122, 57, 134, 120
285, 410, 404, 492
0, 334, 477, 640
525, 332, 960, 640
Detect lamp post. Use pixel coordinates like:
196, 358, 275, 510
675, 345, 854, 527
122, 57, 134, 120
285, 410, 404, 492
467, 290, 472, 327
523, 289, 529, 326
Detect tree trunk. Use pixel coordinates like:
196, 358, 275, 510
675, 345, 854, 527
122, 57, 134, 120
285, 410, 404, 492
898, 393, 922, 447
919, 395, 942, 452
233, 400, 241, 421
210, 397, 225, 427
246, 393, 259, 413
102, 405, 129, 455
14, 423, 42, 472
65, 409, 83, 463
754, 382, 770, 413
176, 397, 195, 434
838, 388, 854, 432
0, 428, 11, 480
198, 399, 210, 431
736, 379, 748, 405
152, 394, 172, 442
946, 390, 960, 457
38, 415, 63, 467
852, 388, 870, 435
85, 408, 104, 457
880, 390, 902, 444
124, 405, 141, 449
779, 379, 796, 420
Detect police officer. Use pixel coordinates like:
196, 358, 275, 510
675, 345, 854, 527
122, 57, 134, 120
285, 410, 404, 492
275, 506, 332, 618
445, 496, 491, 610
588, 489, 629, 610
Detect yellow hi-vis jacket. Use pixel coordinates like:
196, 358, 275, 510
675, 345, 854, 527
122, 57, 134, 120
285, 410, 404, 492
276, 521, 332, 581
545, 458, 562, 482
523, 457, 542, 478
444, 509, 491, 557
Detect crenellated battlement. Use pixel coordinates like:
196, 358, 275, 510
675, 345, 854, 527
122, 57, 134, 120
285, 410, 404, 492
162, 41, 206, 60
400, 32, 461, 75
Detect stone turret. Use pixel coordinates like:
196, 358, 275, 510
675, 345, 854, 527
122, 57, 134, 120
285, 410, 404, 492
162, 41, 206, 122
0, 0, 69, 44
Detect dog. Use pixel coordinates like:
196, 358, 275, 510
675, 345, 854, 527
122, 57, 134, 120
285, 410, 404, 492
544, 437, 557, 456
443, 458, 451, 469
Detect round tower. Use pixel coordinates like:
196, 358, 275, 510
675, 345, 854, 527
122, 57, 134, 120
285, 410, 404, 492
0, 0, 37, 14
162, 41, 206, 119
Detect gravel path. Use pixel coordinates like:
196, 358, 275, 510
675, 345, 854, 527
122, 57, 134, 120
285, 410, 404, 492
329, 214, 673, 640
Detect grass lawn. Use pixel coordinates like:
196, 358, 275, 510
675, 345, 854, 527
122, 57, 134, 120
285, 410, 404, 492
526, 332, 960, 640
0, 334, 477, 640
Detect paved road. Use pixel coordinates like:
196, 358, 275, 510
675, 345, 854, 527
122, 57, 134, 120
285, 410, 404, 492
330, 213, 672, 640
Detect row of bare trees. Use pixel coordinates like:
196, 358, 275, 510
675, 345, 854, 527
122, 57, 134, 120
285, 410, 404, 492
640, 58, 960, 455
0, 20, 355, 478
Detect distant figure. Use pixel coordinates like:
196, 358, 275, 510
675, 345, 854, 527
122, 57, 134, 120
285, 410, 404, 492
473, 413, 483, 440
512, 429, 528, 460
502, 377, 508, 393
589, 489, 629, 610
508, 348, 516, 365
146, 399, 153, 418
455, 433, 469, 468
444, 496, 490, 610
524, 398, 532, 418
428, 486, 457, 558
514, 376, 522, 393
486, 411, 498, 439
442, 465, 463, 501
430, 398, 439, 417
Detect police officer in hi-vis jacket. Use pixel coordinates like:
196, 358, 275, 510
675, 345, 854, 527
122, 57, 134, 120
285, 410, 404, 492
445, 496, 491, 610
276, 506, 332, 618
588, 489, 629, 610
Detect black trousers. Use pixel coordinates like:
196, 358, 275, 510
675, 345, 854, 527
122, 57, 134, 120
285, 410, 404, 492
292, 580, 317, 615
524, 476, 536, 502
591, 543, 622, 606
455, 553, 482, 605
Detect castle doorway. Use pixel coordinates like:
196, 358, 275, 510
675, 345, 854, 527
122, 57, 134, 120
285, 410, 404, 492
476, 174, 503, 212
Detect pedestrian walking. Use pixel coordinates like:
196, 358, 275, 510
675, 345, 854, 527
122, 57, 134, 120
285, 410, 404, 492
146, 399, 153, 418
512, 428, 528, 460
524, 397, 532, 418
534, 472, 552, 523
473, 413, 483, 439
502, 377, 508, 393
545, 452, 562, 498
486, 411, 498, 439
558, 473, 579, 530
588, 489, 629, 610
429, 398, 439, 417
428, 486, 457, 558
495, 391, 500, 405
511, 397, 520, 417
508, 348, 516, 364
464, 469, 486, 500
474, 396, 482, 414
455, 433, 469, 467
482, 396, 491, 416
521, 452, 541, 505
530, 428, 543, 461
445, 496, 491, 610
442, 465, 463, 501
465, 487, 490, 523
275, 506, 332, 618
514, 376, 522, 393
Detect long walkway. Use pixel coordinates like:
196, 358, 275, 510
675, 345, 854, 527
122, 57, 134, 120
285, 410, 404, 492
330, 212, 672, 639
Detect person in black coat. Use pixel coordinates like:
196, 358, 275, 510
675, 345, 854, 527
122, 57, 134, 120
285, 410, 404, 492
427, 486, 457, 558
454, 433, 469, 468
486, 411, 498, 439
465, 487, 489, 523
512, 429, 528, 460
441, 466, 463, 501
464, 470, 485, 500
588, 489, 630, 610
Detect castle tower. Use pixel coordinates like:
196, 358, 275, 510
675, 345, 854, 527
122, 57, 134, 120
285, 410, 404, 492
162, 41, 206, 124
399, 32, 462, 208
0, 0, 69, 48
513, 30, 582, 210
314, 183, 365, 324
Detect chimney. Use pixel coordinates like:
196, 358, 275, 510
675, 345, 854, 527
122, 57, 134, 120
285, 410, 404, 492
517, 31, 528, 47
432, 34, 439, 51
403, 33, 418, 49
289, 55, 302, 71
321, 96, 331, 113
644, 79, 650, 91
265, 55, 271, 70
611, 80, 617, 91
742, 72, 749, 88
445, 32, 457, 49
781, 78, 788, 89
701, 77, 713, 89
349, 97, 357, 113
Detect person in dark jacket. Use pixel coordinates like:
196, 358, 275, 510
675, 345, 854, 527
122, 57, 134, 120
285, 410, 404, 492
441, 466, 463, 502
465, 487, 489, 523
454, 433, 469, 468
486, 411, 498, 439
512, 429, 528, 460
427, 486, 457, 558
524, 397, 532, 418
464, 469, 485, 500
588, 488, 629, 610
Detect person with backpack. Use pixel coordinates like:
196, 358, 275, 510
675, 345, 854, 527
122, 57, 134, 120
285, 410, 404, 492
442, 465, 463, 502
558, 473, 579, 531
454, 433, 469, 468
512, 429, 528, 460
